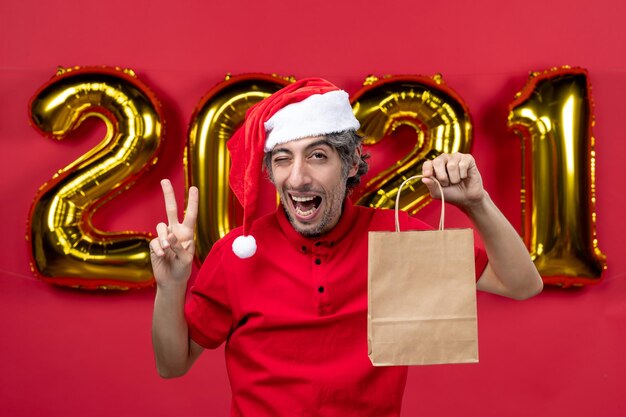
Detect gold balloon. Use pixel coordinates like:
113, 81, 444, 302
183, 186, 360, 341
186, 73, 292, 262
28, 66, 163, 289
508, 67, 606, 286
351, 75, 473, 213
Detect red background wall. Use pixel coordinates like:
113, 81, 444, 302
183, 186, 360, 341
1, 1, 625, 416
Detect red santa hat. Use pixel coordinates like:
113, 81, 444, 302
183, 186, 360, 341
227, 77, 360, 259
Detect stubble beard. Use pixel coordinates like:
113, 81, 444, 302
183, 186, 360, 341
280, 181, 347, 238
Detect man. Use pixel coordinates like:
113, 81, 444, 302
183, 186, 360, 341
151, 78, 543, 416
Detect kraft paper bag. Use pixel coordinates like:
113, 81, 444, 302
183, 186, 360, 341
368, 176, 479, 366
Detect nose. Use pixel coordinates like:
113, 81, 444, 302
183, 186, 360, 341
286, 157, 312, 189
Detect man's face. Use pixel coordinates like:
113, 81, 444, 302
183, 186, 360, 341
268, 136, 357, 237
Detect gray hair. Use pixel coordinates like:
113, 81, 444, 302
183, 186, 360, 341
263, 129, 369, 192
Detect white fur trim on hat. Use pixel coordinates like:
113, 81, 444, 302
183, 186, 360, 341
263, 90, 360, 152
232, 235, 257, 259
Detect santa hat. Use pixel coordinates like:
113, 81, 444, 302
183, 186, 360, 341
227, 78, 360, 259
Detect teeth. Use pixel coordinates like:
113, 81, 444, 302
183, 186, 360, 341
292, 195, 315, 202
295, 207, 316, 216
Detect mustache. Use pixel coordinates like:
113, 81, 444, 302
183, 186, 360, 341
284, 185, 323, 194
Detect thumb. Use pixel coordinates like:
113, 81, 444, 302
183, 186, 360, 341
167, 233, 195, 260
165, 233, 182, 254
182, 238, 195, 256
422, 177, 442, 200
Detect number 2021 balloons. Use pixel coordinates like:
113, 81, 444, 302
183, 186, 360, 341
27, 66, 606, 289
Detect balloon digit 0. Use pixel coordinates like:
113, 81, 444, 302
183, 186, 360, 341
508, 67, 606, 286
351, 75, 473, 213
186, 74, 292, 262
28, 66, 163, 289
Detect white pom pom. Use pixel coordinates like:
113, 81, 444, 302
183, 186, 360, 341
232, 235, 257, 259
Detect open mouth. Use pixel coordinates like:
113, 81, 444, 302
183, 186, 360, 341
290, 194, 322, 218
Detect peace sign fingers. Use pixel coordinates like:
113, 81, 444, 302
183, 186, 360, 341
161, 179, 180, 226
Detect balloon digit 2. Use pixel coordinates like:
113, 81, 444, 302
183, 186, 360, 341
351, 74, 473, 214
27, 66, 163, 289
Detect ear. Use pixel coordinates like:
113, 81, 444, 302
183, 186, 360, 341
348, 146, 361, 178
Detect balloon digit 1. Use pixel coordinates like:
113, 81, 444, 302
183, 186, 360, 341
351, 74, 473, 213
508, 67, 606, 286
28, 66, 163, 289
186, 73, 292, 262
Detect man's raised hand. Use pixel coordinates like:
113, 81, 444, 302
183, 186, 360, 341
150, 179, 199, 287
422, 152, 486, 210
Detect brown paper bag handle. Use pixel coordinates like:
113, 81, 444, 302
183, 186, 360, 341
395, 175, 445, 232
